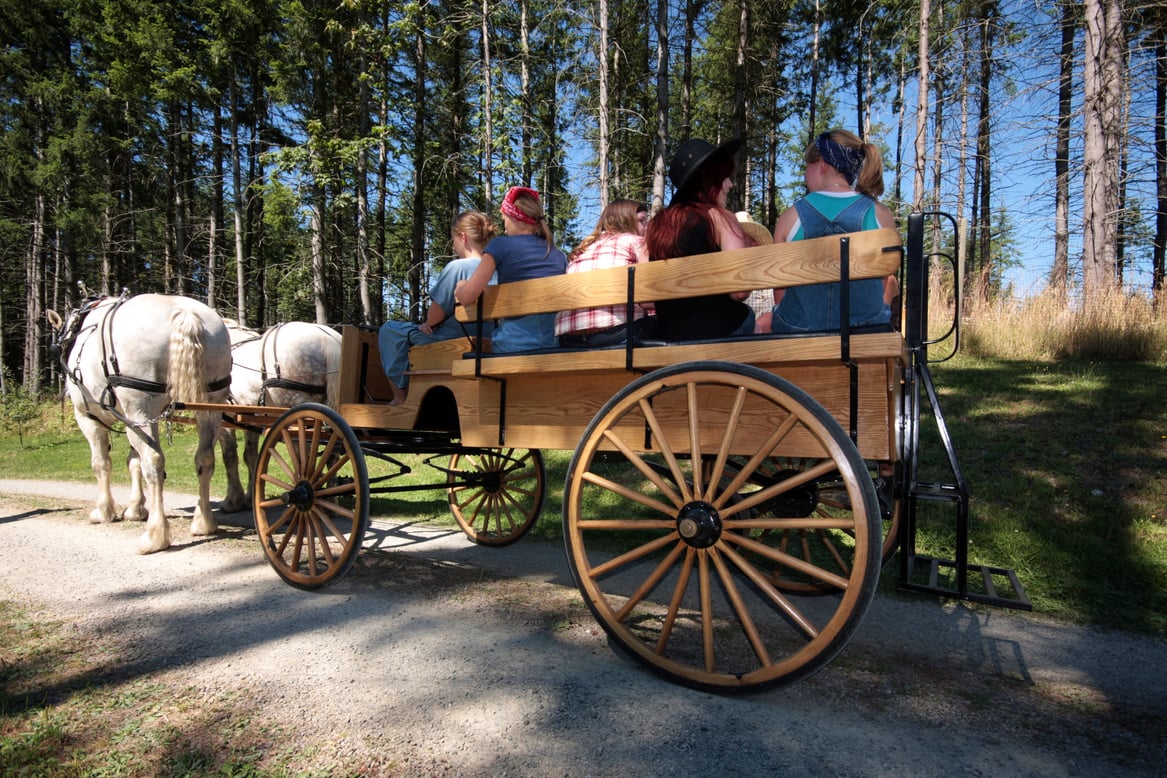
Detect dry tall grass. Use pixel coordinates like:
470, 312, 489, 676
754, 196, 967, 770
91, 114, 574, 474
950, 288, 1167, 361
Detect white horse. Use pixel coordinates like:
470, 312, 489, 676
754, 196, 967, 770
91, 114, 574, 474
47, 293, 233, 554
218, 321, 343, 512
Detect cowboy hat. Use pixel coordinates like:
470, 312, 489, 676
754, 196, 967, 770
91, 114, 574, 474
735, 212, 772, 246
668, 137, 743, 194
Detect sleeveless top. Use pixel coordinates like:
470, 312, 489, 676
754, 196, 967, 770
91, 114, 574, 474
771, 192, 890, 333
652, 214, 752, 341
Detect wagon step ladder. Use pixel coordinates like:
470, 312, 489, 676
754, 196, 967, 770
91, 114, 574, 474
898, 213, 1031, 611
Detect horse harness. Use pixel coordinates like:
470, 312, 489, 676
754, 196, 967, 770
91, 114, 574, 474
231, 323, 332, 405
53, 293, 231, 428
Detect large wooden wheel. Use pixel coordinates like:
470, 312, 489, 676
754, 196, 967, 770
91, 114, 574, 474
563, 362, 881, 692
446, 448, 546, 546
253, 403, 369, 590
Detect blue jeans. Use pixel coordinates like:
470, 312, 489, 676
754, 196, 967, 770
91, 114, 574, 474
770, 280, 889, 334
378, 318, 490, 388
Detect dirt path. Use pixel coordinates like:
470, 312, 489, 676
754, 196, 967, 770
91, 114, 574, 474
2, 478, 1165, 776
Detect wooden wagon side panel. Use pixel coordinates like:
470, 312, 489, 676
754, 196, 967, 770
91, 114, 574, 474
457, 360, 897, 460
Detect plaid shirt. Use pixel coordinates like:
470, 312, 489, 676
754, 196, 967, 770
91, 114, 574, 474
554, 232, 651, 336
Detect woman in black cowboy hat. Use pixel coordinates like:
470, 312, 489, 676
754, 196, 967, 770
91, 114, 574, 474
644, 137, 756, 340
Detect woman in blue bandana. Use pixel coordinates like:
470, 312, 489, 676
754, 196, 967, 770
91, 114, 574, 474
761, 129, 898, 334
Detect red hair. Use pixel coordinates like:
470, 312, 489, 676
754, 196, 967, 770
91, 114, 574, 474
646, 154, 736, 260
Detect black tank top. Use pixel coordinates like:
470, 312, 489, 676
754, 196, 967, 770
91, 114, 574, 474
652, 213, 751, 340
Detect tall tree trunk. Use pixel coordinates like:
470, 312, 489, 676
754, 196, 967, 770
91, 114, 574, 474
169, 101, 189, 296
24, 190, 45, 394
680, 0, 694, 141
355, 49, 373, 326
598, 0, 611, 206
893, 49, 906, 209
481, 0, 494, 206
231, 81, 247, 325
519, 0, 532, 185
975, 4, 995, 303
913, 0, 931, 211
731, 0, 748, 212
955, 21, 971, 240
1154, 14, 1166, 305
410, 19, 427, 323
653, 0, 669, 213
1052, 2, 1074, 297
1081, 0, 1125, 302
809, 0, 821, 140
208, 104, 223, 308
310, 194, 327, 324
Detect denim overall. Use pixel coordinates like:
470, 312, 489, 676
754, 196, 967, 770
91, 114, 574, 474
769, 196, 891, 333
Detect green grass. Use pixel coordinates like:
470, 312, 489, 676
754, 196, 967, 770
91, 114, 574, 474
4, 357, 1166, 638
909, 355, 1167, 634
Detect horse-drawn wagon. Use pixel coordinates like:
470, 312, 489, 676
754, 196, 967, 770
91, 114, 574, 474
178, 211, 1029, 692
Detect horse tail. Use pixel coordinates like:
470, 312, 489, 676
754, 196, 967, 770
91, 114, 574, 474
168, 308, 209, 404
324, 330, 342, 408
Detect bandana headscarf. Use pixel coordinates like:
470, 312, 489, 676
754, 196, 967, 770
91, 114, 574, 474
501, 186, 541, 225
815, 133, 865, 186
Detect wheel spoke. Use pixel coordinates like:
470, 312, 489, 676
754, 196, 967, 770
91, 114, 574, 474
721, 530, 850, 590
656, 547, 697, 655
702, 386, 750, 502
639, 397, 693, 504
698, 552, 714, 673
719, 543, 820, 640
600, 430, 684, 508
709, 547, 771, 666
580, 470, 677, 517
709, 416, 802, 512
686, 383, 703, 499
588, 531, 681, 578
614, 541, 687, 620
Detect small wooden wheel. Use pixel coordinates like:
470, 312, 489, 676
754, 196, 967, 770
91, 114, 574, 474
447, 448, 545, 546
563, 362, 881, 692
253, 403, 369, 590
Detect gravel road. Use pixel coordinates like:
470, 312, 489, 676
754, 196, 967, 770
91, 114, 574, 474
2, 478, 1165, 776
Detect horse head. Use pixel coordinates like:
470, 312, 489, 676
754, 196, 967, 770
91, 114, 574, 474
46, 296, 109, 367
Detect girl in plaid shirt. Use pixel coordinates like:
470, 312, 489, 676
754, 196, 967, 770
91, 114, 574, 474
555, 200, 660, 348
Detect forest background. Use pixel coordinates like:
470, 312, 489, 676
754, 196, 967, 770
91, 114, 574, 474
2, 0, 1164, 397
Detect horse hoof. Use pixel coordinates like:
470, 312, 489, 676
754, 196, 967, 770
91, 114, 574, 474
190, 519, 220, 537
136, 537, 169, 555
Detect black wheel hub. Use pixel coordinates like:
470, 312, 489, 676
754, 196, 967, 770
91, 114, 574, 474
676, 501, 722, 548
283, 480, 314, 509
480, 471, 502, 493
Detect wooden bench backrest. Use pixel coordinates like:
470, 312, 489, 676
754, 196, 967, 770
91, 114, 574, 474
456, 227, 902, 323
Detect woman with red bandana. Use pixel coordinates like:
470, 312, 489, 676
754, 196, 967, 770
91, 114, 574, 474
455, 186, 567, 352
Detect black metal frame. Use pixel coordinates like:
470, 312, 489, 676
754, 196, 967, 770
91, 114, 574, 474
899, 212, 1031, 610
